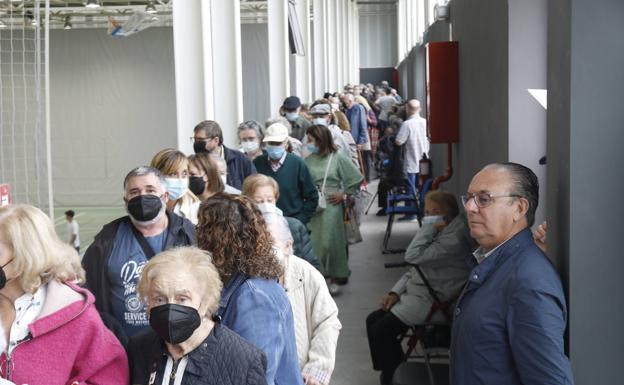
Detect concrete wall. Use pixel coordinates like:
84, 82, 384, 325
548, 0, 624, 383
358, 3, 397, 68
419, 0, 509, 198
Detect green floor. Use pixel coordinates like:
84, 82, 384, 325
53, 206, 126, 254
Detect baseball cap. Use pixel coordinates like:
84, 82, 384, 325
263, 123, 290, 143
282, 96, 301, 111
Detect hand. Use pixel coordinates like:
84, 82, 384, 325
327, 193, 344, 205
433, 219, 448, 233
533, 221, 548, 253
380, 292, 400, 311
303, 375, 322, 385
356, 144, 363, 151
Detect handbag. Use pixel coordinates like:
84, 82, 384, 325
344, 202, 363, 244
317, 153, 334, 211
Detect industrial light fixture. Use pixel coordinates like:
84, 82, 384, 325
145, 1, 157, 14
63, 16, 72, 30
85, 0, 100, 8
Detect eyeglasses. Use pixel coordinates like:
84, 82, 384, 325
461, 192, 521, 208
189, 136, 214, 143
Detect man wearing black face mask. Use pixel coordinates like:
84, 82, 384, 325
192, 120, 256, 190
82, 166, 196, 346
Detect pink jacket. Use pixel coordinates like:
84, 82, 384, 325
0, 281, 129, 385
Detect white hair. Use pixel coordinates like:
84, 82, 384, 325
262, 212, 293, 245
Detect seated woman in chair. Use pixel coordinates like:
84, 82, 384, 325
366, 190, 475, 385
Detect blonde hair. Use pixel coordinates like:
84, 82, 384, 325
0, 205, 85, 293
355, 95, 372, 111
242, 174, 280, 200
150, 148, 201, 206
138, 247, 222, 317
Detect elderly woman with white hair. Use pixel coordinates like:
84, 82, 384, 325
0, 204, 128, 385
127, 247, 268, 385
263, 213, 342, 385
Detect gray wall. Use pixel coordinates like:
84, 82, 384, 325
508, 0, 547, 227
419, 0, 509, 198
359, 3, 397, 68
548, 0, 624, 383
50, 27, 177, 207
242, 23, 270, 123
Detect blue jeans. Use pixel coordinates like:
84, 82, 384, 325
407, 172, 418, 201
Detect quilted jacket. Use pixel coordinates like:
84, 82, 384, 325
127, 323, 267, 385
285, 216, 320, 270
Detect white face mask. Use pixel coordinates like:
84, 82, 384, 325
241, 141, 260, 154
257, 202, 283, 216
220, 175, 227, 186
422, 215, 444, 226
312, 117, 328, 126
331, 103, 340, 112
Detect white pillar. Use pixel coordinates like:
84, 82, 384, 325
294, 0, 312, 102
335, 0, 343, 89
313, 0, 327, 99
210, 1, 243, 147
354, 4, 360, 84
268, 0, 290, 115
341, 0, 349, 86
172, 0, 205, 154
327, 0, 338, 92
397, 0, 405, 64
346, 0, 353, 85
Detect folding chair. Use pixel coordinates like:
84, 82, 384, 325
382, 179, 433, 254
385, 261, 454, 385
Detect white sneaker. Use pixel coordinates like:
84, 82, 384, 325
328, 283, 340, 296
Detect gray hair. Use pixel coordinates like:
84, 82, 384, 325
263, 212, 293, 245
265, 116, 292, 135
484, 162, 539, 227
237, 120, 264, 142
123, 166, 166, 192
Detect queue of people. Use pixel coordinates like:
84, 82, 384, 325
0, 82, 574, 385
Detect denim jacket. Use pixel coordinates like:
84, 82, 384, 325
217, 273, 304, 385
450, 229, 574, 385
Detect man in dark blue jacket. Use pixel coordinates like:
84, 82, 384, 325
193, 120, 256, 190
452, 162, 574, 385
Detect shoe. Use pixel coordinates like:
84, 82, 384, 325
397, 215, 417, 222
376, 208, 387, 216
328, 283, 340, 296
380, 372, 392, 385
334, 277, 349, 285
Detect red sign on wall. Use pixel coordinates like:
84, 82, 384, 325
0, 184, 11, 207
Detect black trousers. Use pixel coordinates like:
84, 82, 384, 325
366, 309, 410, 379
361, 149, 372, 182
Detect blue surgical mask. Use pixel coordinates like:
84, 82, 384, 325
306, 143, 319, 154
266, 145, 286, 160
285, 112, 299, 121
312, 117, 327, 126
164, 178, 189, 201
421, 215, 444, 226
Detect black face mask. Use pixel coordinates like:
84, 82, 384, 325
0, 259, 14, 290
193, 140, 208, 154
188, 176, 206, 197
126, 194, 163, 222
150, 304, 202, 344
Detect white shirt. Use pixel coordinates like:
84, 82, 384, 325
160, 356, 188, 385
67, 220, 80, 248
395, 114, 430, 173
8, 284, 47, 355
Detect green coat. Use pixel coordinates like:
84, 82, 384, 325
305, 151, 363, 278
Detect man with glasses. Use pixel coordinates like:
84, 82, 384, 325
451, 163, 573, 385
192, 120, 256, 190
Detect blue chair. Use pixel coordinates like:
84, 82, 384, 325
382, 178, 433, 254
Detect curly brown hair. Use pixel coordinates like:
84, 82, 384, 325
196, 193, 283, 281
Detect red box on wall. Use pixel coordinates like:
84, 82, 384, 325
426, 41, 459, 143
0, 184, 11, 207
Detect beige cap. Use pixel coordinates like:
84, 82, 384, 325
263, 123, 290, 142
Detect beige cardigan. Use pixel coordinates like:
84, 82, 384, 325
283, 255, 342, 385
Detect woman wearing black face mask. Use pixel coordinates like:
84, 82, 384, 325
127, 247, 268, 385
187, 153, 225, 201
